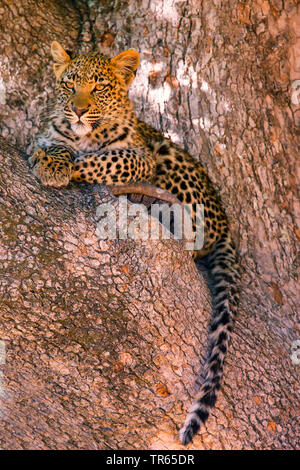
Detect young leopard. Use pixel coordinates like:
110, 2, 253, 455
30, 41, 239, 445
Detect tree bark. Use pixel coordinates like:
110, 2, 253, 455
0, 0, 299, 450
0, 137, 213, 450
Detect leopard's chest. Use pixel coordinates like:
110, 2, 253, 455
46, 121, 135, 156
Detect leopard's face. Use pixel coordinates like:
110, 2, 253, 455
56, 54, 128, 137
51, 43, 140, 137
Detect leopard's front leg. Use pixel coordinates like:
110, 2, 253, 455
29, 146, 74, 188
71, 148, 155, 185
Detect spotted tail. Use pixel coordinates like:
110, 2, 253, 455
179, 232, 239, 445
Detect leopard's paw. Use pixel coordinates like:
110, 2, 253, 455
29, 150, 73, 188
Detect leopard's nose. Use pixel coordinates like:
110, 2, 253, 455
72, 107, 88, 118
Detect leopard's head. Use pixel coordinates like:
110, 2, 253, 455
51, 41, 140, 137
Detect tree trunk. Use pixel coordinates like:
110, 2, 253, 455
0, 137, 213, 450
0, 0, 299, 450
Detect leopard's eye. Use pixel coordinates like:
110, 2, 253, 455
95, 83, 108, 92
65, 81, 74, 89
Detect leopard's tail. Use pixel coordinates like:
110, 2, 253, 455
179, 232, 239, 445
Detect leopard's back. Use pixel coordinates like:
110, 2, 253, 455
136, 120, 229, 255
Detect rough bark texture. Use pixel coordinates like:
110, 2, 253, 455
0, 138, 214, 450
0, 0, 299, 450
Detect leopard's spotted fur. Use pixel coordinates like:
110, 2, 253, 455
30, 42, 239, 445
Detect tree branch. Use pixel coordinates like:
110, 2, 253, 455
108, 182, 182, 206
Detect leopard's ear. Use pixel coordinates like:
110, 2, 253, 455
111, 50, 140, 87
51, 41, 71, 80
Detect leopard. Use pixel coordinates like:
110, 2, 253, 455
29, 41, 240, 445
